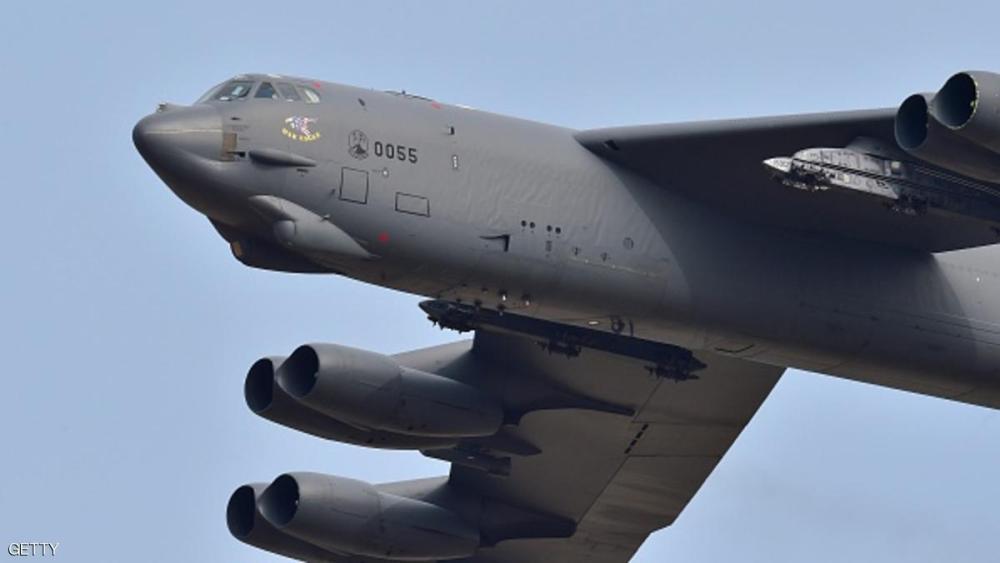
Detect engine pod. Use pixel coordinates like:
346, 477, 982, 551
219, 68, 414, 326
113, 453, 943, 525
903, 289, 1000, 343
226, 483, 343, 561
933, 71, 1000, 154
244, 356, 458, 450
259, 472, 481, 561
894, 92, 1000, 183
276, 343, 504, 438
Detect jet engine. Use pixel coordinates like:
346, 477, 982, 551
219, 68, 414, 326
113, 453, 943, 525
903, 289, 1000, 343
935, 71, 1000, 153
244, 356, 458, 450
258, 472, 480, 561
275, 343, 504, 438
895, 71, 1000, 182
227, 483, 343, 561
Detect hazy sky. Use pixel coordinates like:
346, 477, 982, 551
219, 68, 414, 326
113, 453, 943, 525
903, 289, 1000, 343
3, 1, 1000, 561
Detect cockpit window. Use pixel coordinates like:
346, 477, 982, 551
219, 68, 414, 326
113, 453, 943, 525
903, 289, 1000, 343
255, 82, 280, 100
196, 77, 323, 104
214, 80, 255, 101
301, 86, 322, 103
277, 82, 301, 102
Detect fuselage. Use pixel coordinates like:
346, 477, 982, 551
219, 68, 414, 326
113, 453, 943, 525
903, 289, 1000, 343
134, 74, 1000, 409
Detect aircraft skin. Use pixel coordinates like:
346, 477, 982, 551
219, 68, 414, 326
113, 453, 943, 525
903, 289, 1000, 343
135, 75, 1000, 407
134, 72, 1000, 562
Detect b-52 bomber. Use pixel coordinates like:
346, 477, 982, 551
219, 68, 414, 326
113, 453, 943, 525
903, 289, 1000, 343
134, 71, 1000, 562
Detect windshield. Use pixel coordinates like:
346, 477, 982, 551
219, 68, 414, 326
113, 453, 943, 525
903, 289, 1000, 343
212, 80, 255, 101
255, 82, 280, 99
195, 77, 324, 104
276, 82, 301, 101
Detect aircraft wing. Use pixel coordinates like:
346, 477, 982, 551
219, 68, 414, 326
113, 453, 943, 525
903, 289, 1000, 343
575, 109, 1000, 252
236, 304, 781, 563
417, 325, 783, 562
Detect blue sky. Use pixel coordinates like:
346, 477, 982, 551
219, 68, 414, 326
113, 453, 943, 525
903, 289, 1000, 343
3, 1, 1000, 561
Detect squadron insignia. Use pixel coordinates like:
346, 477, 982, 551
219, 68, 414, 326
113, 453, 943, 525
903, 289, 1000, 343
348, 129, 369, 160
282, 116, 321, 142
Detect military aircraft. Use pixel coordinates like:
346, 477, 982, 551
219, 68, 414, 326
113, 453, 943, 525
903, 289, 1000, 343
134, 71, 1000, 562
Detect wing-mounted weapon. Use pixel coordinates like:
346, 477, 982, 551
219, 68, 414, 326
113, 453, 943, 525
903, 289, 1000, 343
576, 71, 1000, 252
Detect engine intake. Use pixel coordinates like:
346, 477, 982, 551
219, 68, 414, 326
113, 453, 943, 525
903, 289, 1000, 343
226, 483, 341, 561
935, 71, 1000, 153
894, 72, 1000, 183
276, 343, 504, 438
259, 472, 481, 561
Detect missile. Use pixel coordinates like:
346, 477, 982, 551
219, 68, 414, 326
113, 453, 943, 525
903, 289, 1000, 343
763, 148, 901, 199
763, 141, 1000, 221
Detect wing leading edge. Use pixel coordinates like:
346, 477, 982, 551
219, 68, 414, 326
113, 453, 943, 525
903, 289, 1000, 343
576, 109, 1000, 251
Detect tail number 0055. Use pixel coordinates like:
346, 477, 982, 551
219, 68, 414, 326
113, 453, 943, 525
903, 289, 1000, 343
373, 141, 418, 164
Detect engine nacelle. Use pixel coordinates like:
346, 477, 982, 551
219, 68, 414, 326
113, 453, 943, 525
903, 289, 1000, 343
934, 71, 1000, 154
245, 356, 457, 450
895, 72, 1000, 183
226, 483, 341, 561
895, 92, 1000, 182
258, 472, 481, 561
275, 343, 504, 438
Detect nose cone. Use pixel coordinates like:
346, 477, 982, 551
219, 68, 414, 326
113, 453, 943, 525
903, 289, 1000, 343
133, 104, 223, 166
133, 104, 244, 220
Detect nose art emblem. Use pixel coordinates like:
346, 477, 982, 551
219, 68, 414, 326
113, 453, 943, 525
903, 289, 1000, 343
281, 116, 321, 142
348, 129, 369, 160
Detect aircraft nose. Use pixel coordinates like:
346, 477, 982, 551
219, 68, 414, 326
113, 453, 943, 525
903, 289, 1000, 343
133, 104, 224, 166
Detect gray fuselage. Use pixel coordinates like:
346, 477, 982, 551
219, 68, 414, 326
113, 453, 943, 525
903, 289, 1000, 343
134, 75, 1000, 409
